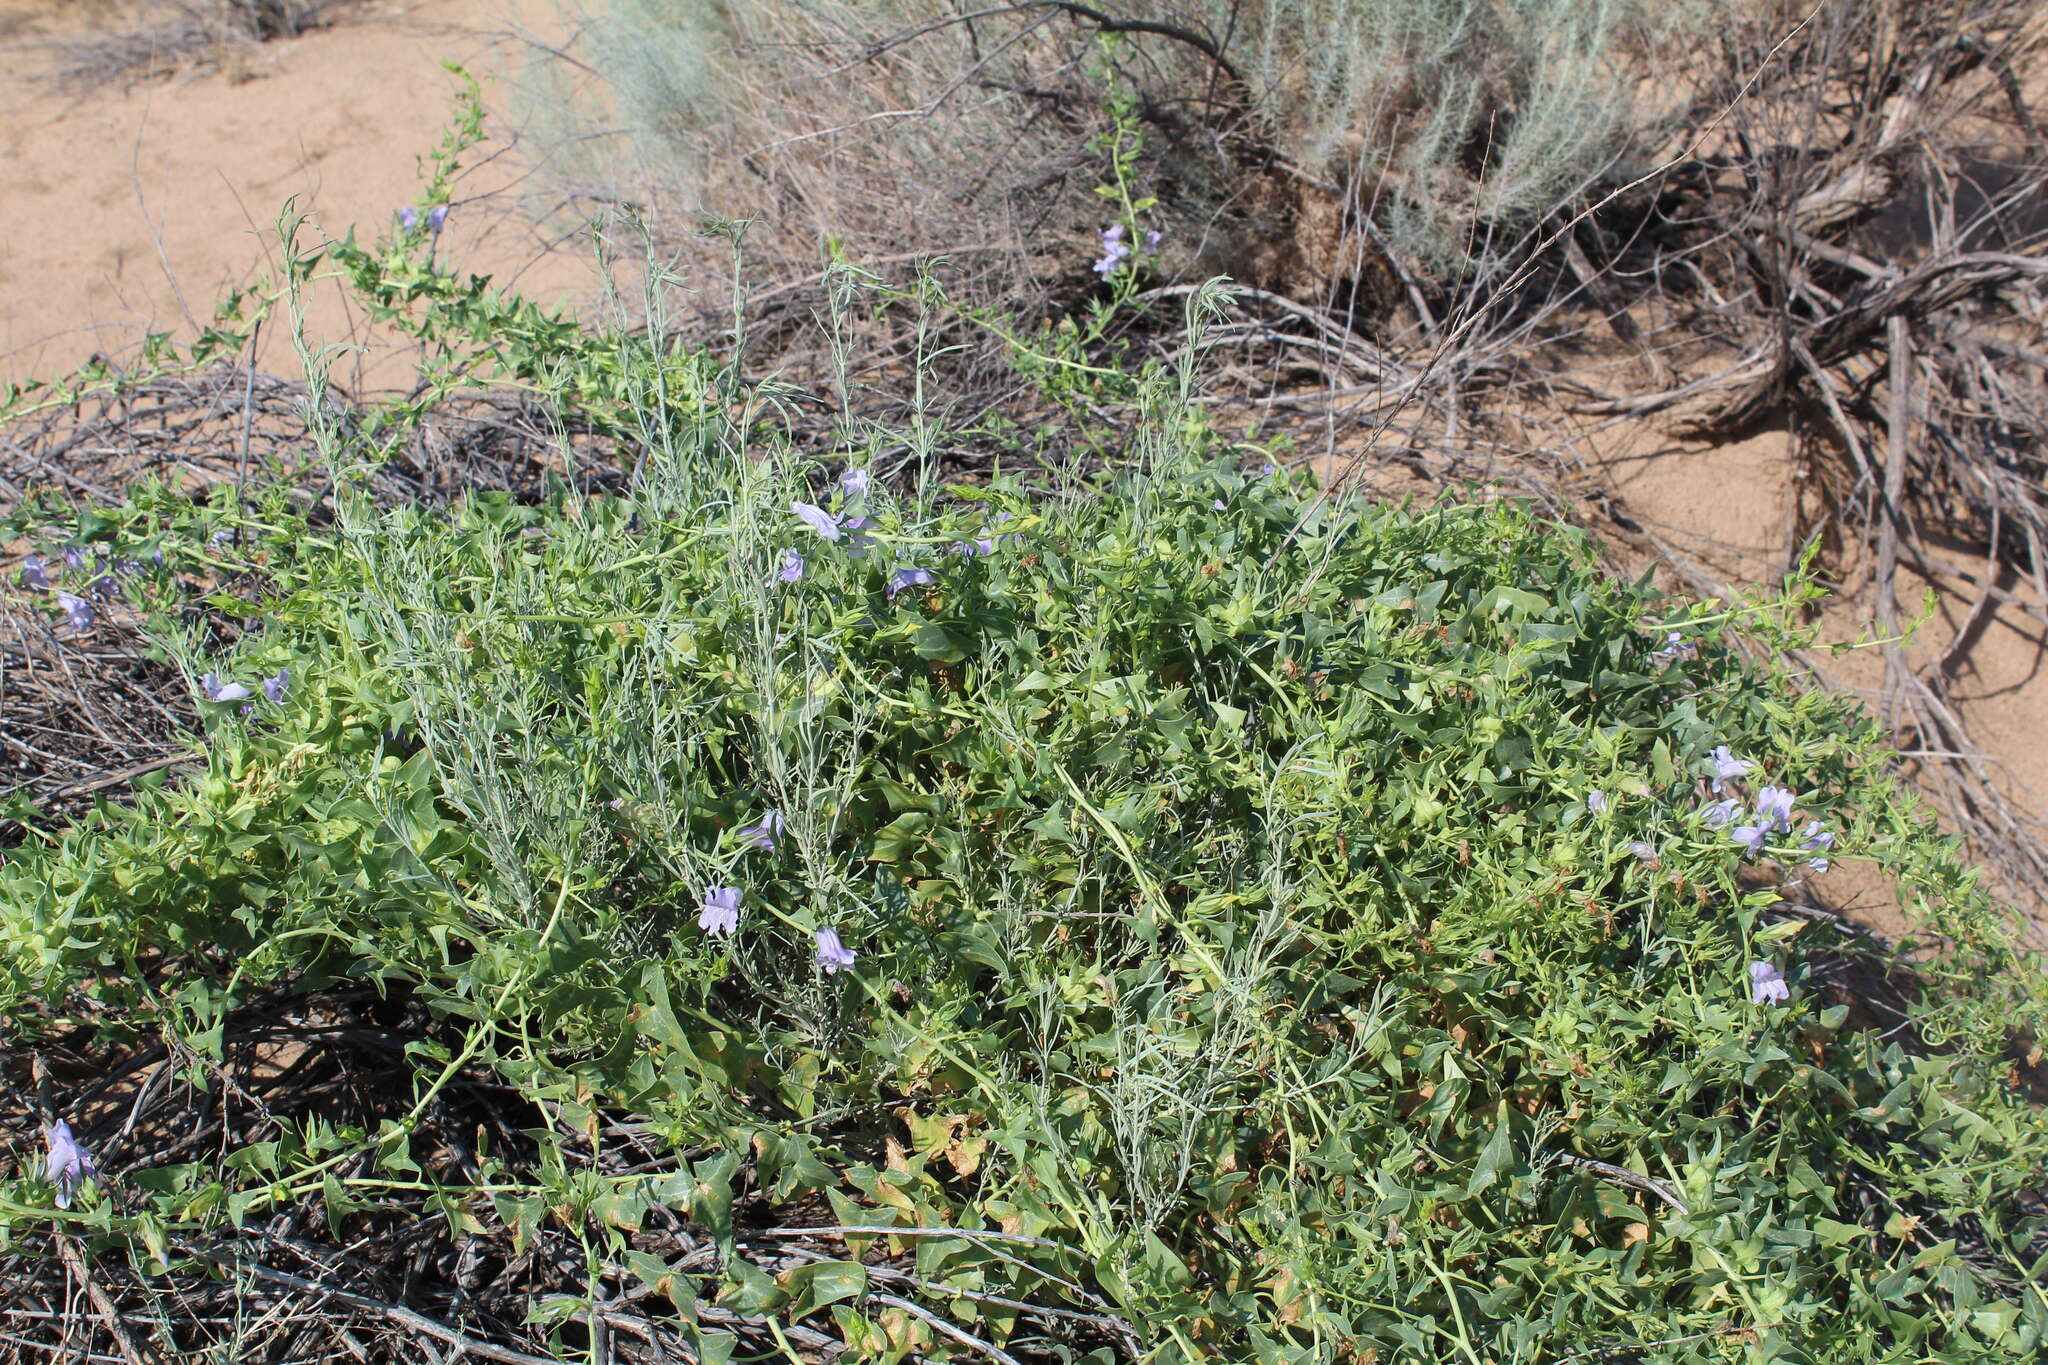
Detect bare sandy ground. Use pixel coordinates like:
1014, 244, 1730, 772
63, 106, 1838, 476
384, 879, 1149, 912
0, 0, 596, 392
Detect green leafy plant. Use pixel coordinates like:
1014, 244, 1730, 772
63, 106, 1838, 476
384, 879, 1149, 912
2, 237, 2044, 1362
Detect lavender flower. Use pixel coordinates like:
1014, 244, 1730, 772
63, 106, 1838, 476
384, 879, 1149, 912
1701, 798, 1742, 829
43, 1121, 98, 1210
208, 528, 234, 551
1748, 960, 1790, 1005
426, 204, 448, 233
737, 809, 785, 852
792, 502, 841, 541
1213, 497, 1228, 511
19, 556, 52, 590
814, 927, 857, 974
698, 886, 741, 937
887, 567, 936, 599
840, 466, 870, 499
399, 206, 421, 232
840, 514, 876, 558
201, 672, 252, 703
1708, 746, 1751, 792
1754, 785, 1796, 831
56, 593, 93, 631
1801, 820, 1833, 852
777, 549, 806, 583
1585, 790, 1609, 814
1627, 841, 1659, 863
1650, 630, 1698, 666
1806, 855, 1831, 875
262, 668, 290, 704
950, 535, 997, 558
1092, 224, 1131, 277
88, 575, 119, 602
61, 545, 87, 570
1144, 228, 1163, 252
1731, 821, 1769, 858
115, 558, 143, 578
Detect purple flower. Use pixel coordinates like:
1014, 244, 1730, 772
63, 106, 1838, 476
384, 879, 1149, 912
840, 466, 870, 499
1801, 820, 1833, 852
208, 528, 234, 551
426, 204, 448, 233
1213, 497, 1228, 511
87, 575, 119, 602
951, 535, 998, 558
1748, 960, 1790, 1005
201, 672, 252, 703
1092, 224, 1132, 276
61, 545, 87, 570
19, 556, 52, 590
1701, 798, 1742, 829
840, 514, 876, 558
115, 558, 143, 578
56, 593, 94, 631
262, 668, 290, 704
698, 886, 741, 936
1650, 630, 1698, 666
1585, 790, 1608, 814
887, 567, 936, 599
1708, 746, 1750, 792
1731, 822, 1769, 858
1144, 228, 1163, 252
43, 1121, 98, 1210
777, 549, 806, 583
1805, 855, 1831, 875
793, 502, 841, 541
814, 927, 857, 974
1754, 785, 1796, 831
399, 206, 421, 231
737, 809, 785, 851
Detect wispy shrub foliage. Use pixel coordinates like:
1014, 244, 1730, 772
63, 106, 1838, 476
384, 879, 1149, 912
1194, 0, 1655, 264
2, 236, 2044, 1361
526, 0, 1687, 287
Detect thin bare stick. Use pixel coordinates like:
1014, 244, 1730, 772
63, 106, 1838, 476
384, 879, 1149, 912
868, 1291, 1025, 1365
190, 1253, 565, 1365
1875, 315, 1912, 728
55, 1236, 163, 1365
1550, 1154, 1690, 1215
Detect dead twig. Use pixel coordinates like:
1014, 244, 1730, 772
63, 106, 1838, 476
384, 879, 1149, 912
1550, 1154, 1691, 1216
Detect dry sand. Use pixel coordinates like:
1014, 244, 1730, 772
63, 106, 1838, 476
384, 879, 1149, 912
0, 0, 596, 392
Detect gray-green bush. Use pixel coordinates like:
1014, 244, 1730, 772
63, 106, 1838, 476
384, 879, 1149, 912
523, 0, 1699, 287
